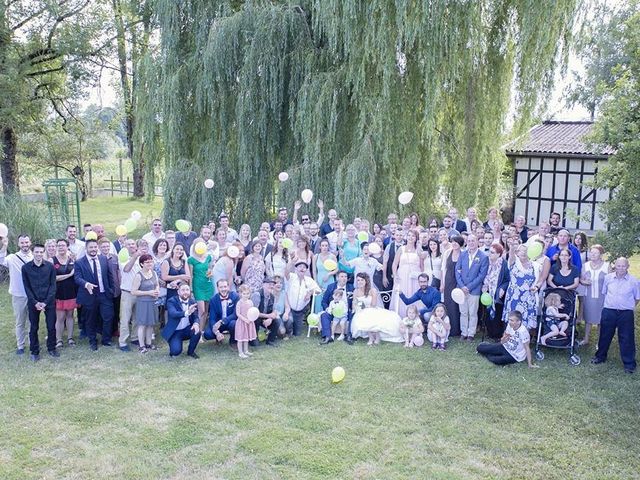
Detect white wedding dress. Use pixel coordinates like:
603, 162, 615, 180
351, 294, 404, 343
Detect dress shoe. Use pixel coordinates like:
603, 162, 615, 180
102, 341, 112, 347
249, 340, 259, 347
187, 352, 200, 359
590, 357, 605, 365
30, 354, 40, 362
119, 345, 131, 352
265, 341, 277, 347
16, 348, 25, 355
345, 335, 354, 345
90, 344, 98, 351
48, 349, 60, 358
319, 337, 334, 345
624, 368, 635, 374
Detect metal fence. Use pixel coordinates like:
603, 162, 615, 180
105, 177, 163, 197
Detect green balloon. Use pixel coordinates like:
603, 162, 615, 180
333, 305, 346, 318
357, 231, 368, 242
307, 313, 319, 327
175, 219, 190, 233
282, 238, 294, 249
124, 218, 137, 232
118, 248, 130, 263
527, 242, 543, 260
480, 292, 493, 306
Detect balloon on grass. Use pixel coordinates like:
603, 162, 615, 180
413, 335, 424, 347
332, 366, 345, 384
204, 178, 214, 189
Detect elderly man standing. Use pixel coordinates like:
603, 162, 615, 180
455, 234, 489, 341
591, 258, 639, 374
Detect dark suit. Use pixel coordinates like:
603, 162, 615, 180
204, 291, 240, 343
320, 282, 354, 338
74, 254, 114, 348
454, 219, 467, 233
162, 295, 201, 356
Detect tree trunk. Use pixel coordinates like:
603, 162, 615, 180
1, 127, 20, 194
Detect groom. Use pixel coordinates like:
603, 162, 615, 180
204, 279, 239, 345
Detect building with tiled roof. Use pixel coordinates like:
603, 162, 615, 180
505, 121, 615, 232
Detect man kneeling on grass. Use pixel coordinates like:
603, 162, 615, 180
477, 310, 537, 368
162, 284, 201, 359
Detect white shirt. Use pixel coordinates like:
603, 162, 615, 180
286, 273, 320, 311
0, 250, 33, 297
177, 300, 191, 330
142, 231, 165, 247
68, 239, 85, 259
503, 324, 530, 362
349, 256, 381, 280
120, 261, 141, 291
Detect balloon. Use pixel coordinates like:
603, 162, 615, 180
301, 189, 313, 203
175, 219, 190, 233
247, 307, 260, 322
527, 242, 543, 260
204, 178, 214, 189
451, 288, 466, 305
323, 259, 337, 271
0, 223, 7, 237
85, 231, 97, 241
357, 231, 369, 242
413, 335, 424, 347
278, 172, 289, 182
480, 292, 493, 306
118, 248, 130, 263
257, 330, 267, 342
124, 218, 137, 232
227, 245, 240, 258
282, 238, 294, 250
115, 225, 127, 237
131, 210, 142, 220
332, 304, 346, 318
331, 366, 345, 384
194, 241, 207, 255
307, 313, 319, 327
368, 243, 381, 255
398, 191, 414, 205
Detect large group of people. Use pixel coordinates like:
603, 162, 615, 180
1, 202, 638, 373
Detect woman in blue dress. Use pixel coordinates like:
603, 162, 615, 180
338, 224, 361, 283
313, 238, 338, 313
502, 244, 542, 330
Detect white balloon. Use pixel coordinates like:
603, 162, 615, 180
247, 307, 260, 322
398, 191, 414, 205
278, 172, 289, 182
227, 245, 240, 258
0, 223, 8, 237
451, 288, 466, 305
130, 210, 142, 220
204, 178, 215, 189
301, 189, 313, 203
368, 243, 381, 255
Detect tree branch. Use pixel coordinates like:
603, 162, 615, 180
47, 0, 91, 49
10, 0, 70, 31
26, 66, 65, 77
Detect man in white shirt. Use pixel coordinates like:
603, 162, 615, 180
118, 239, 141, 351
0, 234, 34, 354
66, 224, 85, 260
463, 207, 478, 232
218, 213, 238, 243
326, 219, 344, 253
142, 218, 165, 247
286, 261, 321, 336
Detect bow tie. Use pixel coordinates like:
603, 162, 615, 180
220, 296, 229, 302
181, 301, 189, 305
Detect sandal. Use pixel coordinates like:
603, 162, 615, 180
138, 346, 148, 354
67, 338, 76, 346
56, 340, 64, 349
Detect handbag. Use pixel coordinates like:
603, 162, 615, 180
428, 255, 441, 290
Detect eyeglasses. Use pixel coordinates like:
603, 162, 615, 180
153, 223, 162, 227
301, 218, 310, 223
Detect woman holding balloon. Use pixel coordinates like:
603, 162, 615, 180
313, 239, 338, 314
188, 241, 214, 326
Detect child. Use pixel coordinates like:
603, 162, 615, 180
540, 292, 570, 345
235, 284, 257, 358
477, 310, 537, 367
427, 303, 451, 350
327, 288, 348, 341
400, 305, 424, 347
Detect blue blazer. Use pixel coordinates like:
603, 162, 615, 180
162, 295, 198, 341
74, 254, 114, 305
209, 291, 240, 328
321, 282, 354, 311
455, 250, 489, 295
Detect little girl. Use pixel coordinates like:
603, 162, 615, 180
327, 288, 348, 341
427, 303, 451, 350
400, 305, 423, 347
235, 284, 257, 358
541, 292, 570, 345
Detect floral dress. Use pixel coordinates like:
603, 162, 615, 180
244, 254, 266, 293
502, 258, 540, 329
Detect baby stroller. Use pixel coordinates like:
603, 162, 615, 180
534, 288, 581, 366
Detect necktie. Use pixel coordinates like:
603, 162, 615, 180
92, 258, 98, 280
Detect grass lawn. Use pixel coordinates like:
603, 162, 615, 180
0, 196, 638, 479
80, 196, 164, 239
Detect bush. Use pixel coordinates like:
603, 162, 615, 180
0, 194, 57, 249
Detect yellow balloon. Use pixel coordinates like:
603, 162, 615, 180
323, 259, 337, 271
332, 366, 345, 384
194, 241, 207, 255
115, 225, 127, 236
85, 231, 97, 240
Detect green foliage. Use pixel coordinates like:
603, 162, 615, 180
591, 9, 640, 258
0, 194, 56, 246
143, 0, 580, 228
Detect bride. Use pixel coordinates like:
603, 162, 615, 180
350, 272, 403, 345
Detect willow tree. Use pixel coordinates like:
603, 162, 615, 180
143, 0, 580, 228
